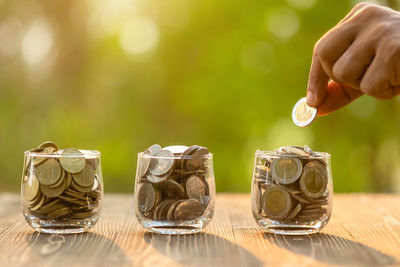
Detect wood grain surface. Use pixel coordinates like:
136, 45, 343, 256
0, 193, 399, 267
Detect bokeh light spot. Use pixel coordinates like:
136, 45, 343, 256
119, 17, 159, 56
266, 7, 300, 40
21, 18, 53, 65
87, 0, 137, 36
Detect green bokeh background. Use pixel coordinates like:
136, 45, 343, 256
0, 0, 399, 193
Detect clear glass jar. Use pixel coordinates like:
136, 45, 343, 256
134, 145, 215, 234
22, 148, 103, 234
251, 147, 333, 235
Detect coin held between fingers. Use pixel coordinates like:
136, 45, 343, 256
292, 97, 317, 127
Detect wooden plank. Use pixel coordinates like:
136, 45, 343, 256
0, 193, 399, 266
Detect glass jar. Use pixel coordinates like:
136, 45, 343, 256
251, 146, 333, 235
22, 146, 103, 234
134, 144, 215, 234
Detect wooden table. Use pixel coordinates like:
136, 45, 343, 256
0, 193, 399, 267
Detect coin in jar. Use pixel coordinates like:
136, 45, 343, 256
186, 175, 207, 204
262, 185, 292, 220
186, 146, 209, 170
149, 150, 174, 177
36, 158, 62, 186
137, 183, 157, 214
160, 180, 186, 199
72, 164, 95, 187
271, 157, 302, 184
174, 199, 204, 220
137, 150, 151, 178
24, 176, 40, 201
60, 148, 86, 174
38, 141, 58, 151
299, 161, 328, 199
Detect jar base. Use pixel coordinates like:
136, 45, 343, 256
140, 219, 208, 235
257, 218, 328, 235
24, 213, 99, 234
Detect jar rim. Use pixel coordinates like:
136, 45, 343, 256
24, 149, 101, 157
255, 150, 330, 159
137, 152, 213, 159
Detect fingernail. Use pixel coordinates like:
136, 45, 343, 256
307, 91, 315, 106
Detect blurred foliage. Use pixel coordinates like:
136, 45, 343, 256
0, 0, 399, 193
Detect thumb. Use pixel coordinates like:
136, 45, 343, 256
317, 81, 363, 116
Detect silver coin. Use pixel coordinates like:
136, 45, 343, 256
149, 150, 175, 176
137, 150, 151, 178
148, 144, 162, 155
292, 97, 317, 127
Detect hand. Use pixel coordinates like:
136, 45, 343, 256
307, 2, 400, 115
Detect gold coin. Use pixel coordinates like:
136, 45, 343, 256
262, 185, 292, 219
29, 194, 46, 212
72, 164, 95, 187
36, 158, 62, 186
64, 172, 72, 189
24, 176, 40, 201
271, 157, 302, 184
40, 179, 66, 198
47, 207, 72, 219
48, 169, 65, 188
33, 147, 54, 166
60, 148, 86, 174
299, 161, 327, 199
285, 203, 302, 221
71, 180, 94, 193
292, 97, 317, 127
38, 141, 58, 151
36, 199, 60, 214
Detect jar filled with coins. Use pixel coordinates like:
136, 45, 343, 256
22, 142, 103, 234
251, 146, 333, 235
134, 144, 215, 234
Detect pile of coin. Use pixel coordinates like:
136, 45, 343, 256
136, 144, 211, 221
23, 141, 102, 221
253, 146, 329, 223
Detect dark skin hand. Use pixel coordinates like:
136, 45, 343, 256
306, 2, 400, 115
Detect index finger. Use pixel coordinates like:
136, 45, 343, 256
307, 53, 330, 107
317, 81, 363, 116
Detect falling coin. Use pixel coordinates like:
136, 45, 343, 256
292, 97, 317, 127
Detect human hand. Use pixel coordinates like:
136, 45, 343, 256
307, 2, 400, 115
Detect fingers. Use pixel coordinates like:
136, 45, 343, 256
307, 55, 329, 107
317, 81, 363, 116
307, 22, 355, 107
338, 2, 372, 25
332, 40, 375, 89
316, 24, 357, 83
360, 56, 394, 99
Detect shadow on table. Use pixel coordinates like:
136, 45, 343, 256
26, 232, 131, 267
144, 232, 263, 267
266, 233, 399, 266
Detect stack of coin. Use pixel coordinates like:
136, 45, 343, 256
253, 146, 329, 223
22, 142, 102, 221
136, 144, 211, 221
